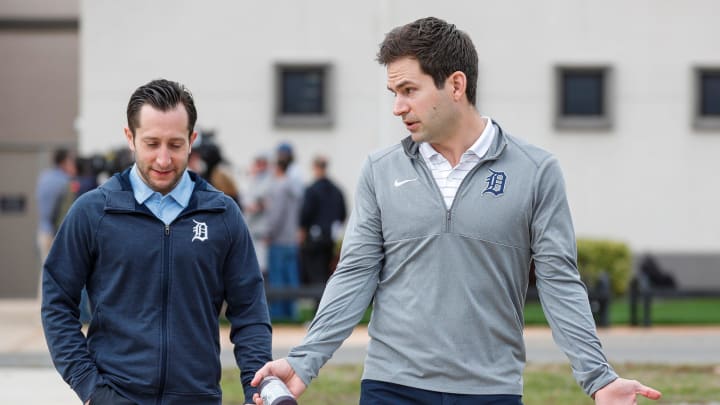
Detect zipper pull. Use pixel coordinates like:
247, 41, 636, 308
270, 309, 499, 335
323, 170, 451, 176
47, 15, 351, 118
165, 225, 170, 236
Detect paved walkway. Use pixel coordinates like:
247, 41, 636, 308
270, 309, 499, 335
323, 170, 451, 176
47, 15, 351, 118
2, 299, 719, 404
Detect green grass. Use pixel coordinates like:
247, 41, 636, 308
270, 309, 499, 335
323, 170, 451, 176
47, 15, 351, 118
262, 298, 720, 327
221, 363, 720, 404
524, 298, 720, 326
524, 363, 720, 404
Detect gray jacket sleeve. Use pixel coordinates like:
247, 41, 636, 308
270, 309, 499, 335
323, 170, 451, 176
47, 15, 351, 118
531, 157, 618, 396
286, 158, 382, 385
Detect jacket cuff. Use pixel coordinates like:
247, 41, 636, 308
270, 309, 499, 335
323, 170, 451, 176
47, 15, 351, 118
286, 355, 316, 387
575, 364, 618, 397
244, 385, 259, 404
73, 369, 104, 403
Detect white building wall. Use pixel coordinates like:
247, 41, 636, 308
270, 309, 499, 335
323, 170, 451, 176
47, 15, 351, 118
80, 0, 720, 254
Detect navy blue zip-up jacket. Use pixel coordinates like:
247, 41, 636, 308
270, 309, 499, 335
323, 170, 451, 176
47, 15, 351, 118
41, 169, 272, 404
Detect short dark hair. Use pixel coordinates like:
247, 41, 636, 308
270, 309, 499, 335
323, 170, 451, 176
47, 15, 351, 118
52, 148, 72, 166
126, 79, 197, 137
313, 155, 328, 171
276, 156, 291, 173
197, 142, 223, 176
377, 17, 478, 106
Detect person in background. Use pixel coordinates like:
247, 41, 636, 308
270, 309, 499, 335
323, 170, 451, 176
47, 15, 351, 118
53, 156, 102, 231
76, 156, 102, 196
194, 142, 242, 207
251, 17, 661, 405
299, 155, 346, 308
35, 147, 77, 265
276, 141, 304, 199
42, 78, 271, 405
264, 156, 301, 321
243, 152, 274, 275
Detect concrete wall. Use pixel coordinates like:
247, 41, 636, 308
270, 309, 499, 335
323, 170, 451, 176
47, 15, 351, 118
0, 0, 79, 297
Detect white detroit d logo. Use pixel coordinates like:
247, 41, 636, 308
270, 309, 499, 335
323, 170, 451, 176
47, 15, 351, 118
192, 220, 208, 242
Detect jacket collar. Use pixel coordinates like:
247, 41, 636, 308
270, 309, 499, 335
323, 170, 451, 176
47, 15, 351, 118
101, 168, 227, 214
402, 120, 509, 162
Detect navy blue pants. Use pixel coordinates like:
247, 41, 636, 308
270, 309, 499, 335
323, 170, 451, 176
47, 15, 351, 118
360, 379, 523, 405
267, 244, 299, 320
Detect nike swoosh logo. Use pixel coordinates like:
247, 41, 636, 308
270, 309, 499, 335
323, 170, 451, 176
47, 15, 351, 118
393, 178, 418, 187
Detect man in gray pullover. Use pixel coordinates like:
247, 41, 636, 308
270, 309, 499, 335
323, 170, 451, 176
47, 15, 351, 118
252, 17, 661, 405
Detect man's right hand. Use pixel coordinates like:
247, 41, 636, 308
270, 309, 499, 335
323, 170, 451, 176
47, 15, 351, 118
251, 358, 307, 405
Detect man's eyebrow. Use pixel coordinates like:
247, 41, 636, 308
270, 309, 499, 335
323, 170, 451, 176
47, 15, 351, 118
387, 80, 412, 92
139, 135, 185, 142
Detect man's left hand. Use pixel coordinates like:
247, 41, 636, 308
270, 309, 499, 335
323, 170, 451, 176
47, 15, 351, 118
594, 377, 662, 404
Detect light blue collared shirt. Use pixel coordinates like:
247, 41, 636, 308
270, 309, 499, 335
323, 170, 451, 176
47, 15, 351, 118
129, 164, 194, 225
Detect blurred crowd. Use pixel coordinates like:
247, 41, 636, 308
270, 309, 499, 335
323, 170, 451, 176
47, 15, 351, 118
35, 138, 346, 322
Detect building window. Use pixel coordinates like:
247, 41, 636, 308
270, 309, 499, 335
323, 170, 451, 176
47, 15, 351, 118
274, 63, 333, 127
555, 66, 612, 130
694, 67, 720, 129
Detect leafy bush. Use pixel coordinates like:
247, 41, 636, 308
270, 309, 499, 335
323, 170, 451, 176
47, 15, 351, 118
576, 238, 632, 295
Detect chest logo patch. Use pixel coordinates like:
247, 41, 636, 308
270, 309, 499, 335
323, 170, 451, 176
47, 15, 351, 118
192, 219, 208, 242
483, 169, 507, 196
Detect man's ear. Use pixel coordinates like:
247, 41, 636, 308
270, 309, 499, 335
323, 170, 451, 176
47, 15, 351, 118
448, 71, 467, 102
188, 131, 198, 154
124, 127, 135, 152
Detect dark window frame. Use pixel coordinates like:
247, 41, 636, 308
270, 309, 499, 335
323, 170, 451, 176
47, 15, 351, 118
0, 18, 78, 31
693, 66, 720, 130
274, 63, 333, 128
554, 66, 613, 130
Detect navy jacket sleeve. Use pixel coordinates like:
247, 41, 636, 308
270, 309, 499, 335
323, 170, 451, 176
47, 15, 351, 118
41, 192, 105, 403
222, 202, 273, 402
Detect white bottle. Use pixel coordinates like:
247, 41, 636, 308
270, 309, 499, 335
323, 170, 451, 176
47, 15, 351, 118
259, 376, 297, 405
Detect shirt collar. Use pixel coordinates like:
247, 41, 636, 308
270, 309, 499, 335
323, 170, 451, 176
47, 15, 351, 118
129, 164, 193, 208
420, 117, 496, 161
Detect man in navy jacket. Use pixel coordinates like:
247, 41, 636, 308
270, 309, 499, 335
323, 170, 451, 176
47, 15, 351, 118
299, 155, 346, 289
42, 79, 271, 405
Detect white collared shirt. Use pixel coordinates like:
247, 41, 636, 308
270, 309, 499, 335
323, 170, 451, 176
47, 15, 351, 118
420, 117, 496, 209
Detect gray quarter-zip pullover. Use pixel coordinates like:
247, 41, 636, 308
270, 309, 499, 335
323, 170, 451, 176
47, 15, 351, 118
287, 123, 617, 397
